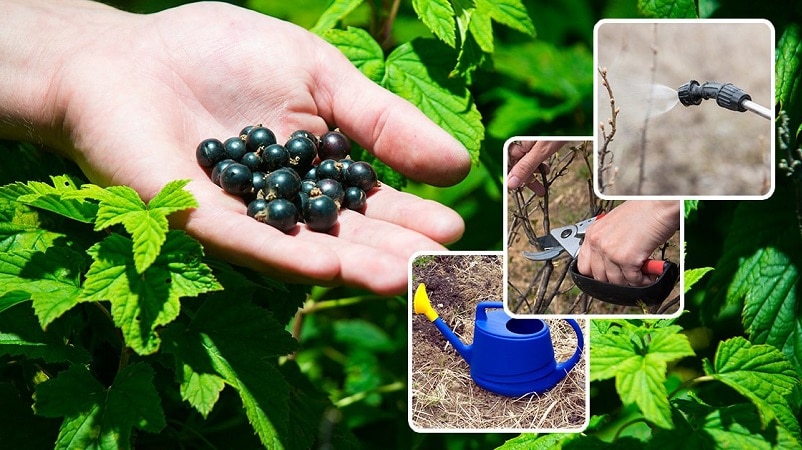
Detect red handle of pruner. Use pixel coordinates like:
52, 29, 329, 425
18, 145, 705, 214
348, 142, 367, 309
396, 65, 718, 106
642, 259, 667, 276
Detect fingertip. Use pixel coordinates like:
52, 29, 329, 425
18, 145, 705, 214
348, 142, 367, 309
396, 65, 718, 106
419, 199, 465, 245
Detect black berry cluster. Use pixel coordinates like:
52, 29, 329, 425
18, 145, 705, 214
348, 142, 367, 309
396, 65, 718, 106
196, 125, 379, 233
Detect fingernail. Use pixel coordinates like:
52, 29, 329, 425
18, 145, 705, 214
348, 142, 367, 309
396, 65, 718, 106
507, 175, 520, 189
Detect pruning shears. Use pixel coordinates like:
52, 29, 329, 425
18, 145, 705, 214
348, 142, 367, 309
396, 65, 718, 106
523, 214, 679, 306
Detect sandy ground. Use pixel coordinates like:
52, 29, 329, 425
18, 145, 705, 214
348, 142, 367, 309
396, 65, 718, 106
596, 21, 773, 197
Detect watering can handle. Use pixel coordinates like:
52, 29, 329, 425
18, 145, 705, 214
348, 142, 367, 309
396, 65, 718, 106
474, 301, 504, 322
555, 319, 584, 374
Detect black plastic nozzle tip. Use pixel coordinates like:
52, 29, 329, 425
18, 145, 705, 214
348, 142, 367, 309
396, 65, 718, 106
677, 80, 702, 106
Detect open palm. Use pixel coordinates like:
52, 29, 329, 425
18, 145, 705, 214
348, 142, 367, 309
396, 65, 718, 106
50, 2, 471, 295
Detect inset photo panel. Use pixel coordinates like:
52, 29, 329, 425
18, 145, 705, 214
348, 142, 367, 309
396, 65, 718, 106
408, 251, 588, 433
594, 19, 774, 198
505, 138, 682, 316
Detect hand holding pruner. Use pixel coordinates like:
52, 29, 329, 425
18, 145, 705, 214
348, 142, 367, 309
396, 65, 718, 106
523, 214, 679, 306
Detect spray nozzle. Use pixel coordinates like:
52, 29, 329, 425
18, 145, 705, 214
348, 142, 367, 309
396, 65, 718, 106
677, 80, 750, 111
677, 80, 771, 119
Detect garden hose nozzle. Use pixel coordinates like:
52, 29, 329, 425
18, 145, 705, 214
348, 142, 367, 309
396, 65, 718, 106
677, 80, 771, 119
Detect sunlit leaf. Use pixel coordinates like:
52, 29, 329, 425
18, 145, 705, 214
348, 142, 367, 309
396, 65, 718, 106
638, 0, 698, 18
81, 231, 221, 355
703, 337, 800, 439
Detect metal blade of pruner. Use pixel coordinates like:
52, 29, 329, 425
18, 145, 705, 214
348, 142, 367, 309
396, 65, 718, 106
522, 216, 599, 261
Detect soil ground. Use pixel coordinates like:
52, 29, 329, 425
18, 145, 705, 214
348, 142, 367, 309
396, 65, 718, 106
409, 253, 587, 431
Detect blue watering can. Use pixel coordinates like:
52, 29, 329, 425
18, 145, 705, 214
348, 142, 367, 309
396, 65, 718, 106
413, 283, 584, 397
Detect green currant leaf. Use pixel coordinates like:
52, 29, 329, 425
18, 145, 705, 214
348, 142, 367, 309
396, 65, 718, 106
0, 245, 85, 329
81, 231, 221, 355
324, 32, 483, 169
496, 433, 573, 449
67, 180, 198, 273
468, 3, 494, 53
683, 267, 713, 294
0, 291, 29, 314
0, 302, 89, 363
322, 27, 385, 84
411, 0, 456, 48
310, 0, 363, 35
0, 182, 59, 235
385, 38, 483, 165
733, 248, 802, 376
476, 0, 534, 37
17, 175, 97, 223
684, 199, 699, 219
704, 337, 801, 439
637, 0, 698, 18
700, 188, 800, 330
33, 363, 165, 450
777, 24, 802, 139
591, 321, 695, 429
161, 294, 298, 447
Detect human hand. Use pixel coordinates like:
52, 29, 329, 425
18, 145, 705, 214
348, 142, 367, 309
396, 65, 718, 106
576, 201, 680, 286
1, 0, 470, 295
507, 140, 565, 195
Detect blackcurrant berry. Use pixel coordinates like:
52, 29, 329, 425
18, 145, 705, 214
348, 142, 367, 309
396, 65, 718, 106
290, 129, 320, 148
345, 161, 378, 191
318, 130, 351, 160
338, 158, 353, 174
300, 179, 318, 195
343, 186, 367, 211
220, 162, 253, 195
241, 152, 263, 171
303, 166, 318, 181
261, 143, 290, 171
223, 136, 248, 162
304, 195, 338, 232
196, 138, 226, 167
316, 159, 343, 181
247, 198, 268, 218
245, 126, 277, 152
261, 199, 298, 232
293, 192, 310, 221
211, 159, 236, 186
239, 125, 257, 139
285, 136, 317, 173
263, 167, 302, 200
252, 171, 267, 192
316, 178, 345, 207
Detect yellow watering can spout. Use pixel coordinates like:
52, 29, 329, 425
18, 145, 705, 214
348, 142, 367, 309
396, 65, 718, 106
413, 283, 439, 322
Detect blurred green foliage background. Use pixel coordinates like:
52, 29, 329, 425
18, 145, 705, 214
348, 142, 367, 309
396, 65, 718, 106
46, 0, 800, 448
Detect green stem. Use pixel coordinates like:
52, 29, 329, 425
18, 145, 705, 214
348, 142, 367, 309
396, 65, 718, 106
380, 0, 401, 48
335, 381, 405, 408
302, 295, 389, 313
667, 374, 715, 399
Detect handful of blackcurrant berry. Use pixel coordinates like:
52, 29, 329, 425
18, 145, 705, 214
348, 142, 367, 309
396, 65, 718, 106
196, 125, 379, 233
